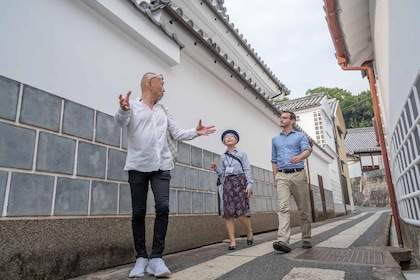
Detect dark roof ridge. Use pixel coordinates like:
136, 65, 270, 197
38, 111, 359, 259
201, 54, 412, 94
284, 93, 326, 103
347, 127, 375, 132
203, 0, 290, 96
130, 0, 185, 48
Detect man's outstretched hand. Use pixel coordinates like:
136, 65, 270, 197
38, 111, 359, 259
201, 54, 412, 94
119, 91, 131, 111
196, 120, 216, 136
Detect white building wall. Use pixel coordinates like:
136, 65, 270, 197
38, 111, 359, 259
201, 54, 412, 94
370, 0, 420, 227
294, 103, 342, 200
372, 0, 420, 133
296, 110, 316, 139
294, 99, 336, 152
0, 0, 349, 215
348, 162, 362, 179
320, 101, 336, 151
0, 0, 282, 170
307, 145, 334, 191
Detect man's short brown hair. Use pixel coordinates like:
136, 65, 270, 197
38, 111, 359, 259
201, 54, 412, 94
282, 110, 296, 120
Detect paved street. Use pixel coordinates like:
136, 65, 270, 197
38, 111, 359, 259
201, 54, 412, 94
72, 207, 413, 280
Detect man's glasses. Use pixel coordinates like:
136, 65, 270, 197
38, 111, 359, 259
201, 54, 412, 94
149, 74, 164, 83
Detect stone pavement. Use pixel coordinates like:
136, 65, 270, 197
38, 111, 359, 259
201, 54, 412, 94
71, 209, 418, 280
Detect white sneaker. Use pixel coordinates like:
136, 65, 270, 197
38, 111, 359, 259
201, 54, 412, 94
146, 258, 171, 277
129, 257, 148, 278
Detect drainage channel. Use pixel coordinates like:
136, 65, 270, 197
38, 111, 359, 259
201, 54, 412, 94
296, 248, 384, 265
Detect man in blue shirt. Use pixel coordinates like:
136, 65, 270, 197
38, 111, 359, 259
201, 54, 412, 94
271, 110, 312, 253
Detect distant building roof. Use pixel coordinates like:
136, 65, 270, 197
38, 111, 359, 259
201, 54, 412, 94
345, 127, 380, 154
278, 94, 326, 111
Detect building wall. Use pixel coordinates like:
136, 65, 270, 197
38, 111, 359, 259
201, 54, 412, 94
350, 169, 388, 207
296, 106, 343, 208
334, 106, 354, 209
375, 0, 420, 266
0, 74, 279, 278
312, 185, 335, 220
0, 0, 281, 170
0, 0, 350, 277
371, 1, 420, 254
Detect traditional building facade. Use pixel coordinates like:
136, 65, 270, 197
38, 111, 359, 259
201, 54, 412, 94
324, 0, 420, 268
345, 127, 387, 207
0, 0, 345, 278
329, 98, 354, 211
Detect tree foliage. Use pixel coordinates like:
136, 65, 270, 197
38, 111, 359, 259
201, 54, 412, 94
306, 87, 374, 128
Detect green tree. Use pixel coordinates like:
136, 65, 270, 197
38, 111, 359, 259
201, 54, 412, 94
274, 96, 289, 104
306, 87, 373, 128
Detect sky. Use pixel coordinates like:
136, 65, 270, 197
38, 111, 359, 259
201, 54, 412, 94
223, 0, 370, 99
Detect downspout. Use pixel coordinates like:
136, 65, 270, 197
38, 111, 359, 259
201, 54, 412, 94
306, 140, 316, 222
324, 0, 403, 247
337, 58, 403, 247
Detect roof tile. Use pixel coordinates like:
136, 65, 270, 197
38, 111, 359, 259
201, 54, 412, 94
345, 127, 380, 154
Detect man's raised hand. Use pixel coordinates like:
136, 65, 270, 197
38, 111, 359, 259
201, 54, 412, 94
119, 91, 131, 111
196, 119, 216, 136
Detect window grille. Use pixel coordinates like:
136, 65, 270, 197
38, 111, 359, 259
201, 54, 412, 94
313, 111, 325, 147
391, 70, 420, 226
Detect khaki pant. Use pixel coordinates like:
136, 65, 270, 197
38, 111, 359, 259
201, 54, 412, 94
275, 170, 311, 245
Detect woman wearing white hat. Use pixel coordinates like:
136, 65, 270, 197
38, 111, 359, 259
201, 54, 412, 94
211, 129, 254, 250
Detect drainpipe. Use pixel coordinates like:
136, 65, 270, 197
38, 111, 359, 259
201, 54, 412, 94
324, 0, 403, 247
336, 57, 403, 247
306, 140, 316, 222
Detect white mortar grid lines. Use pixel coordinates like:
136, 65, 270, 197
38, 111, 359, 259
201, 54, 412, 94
50, 176, 58, 216
105, 146, 109, 181
87, 180, 92, 215
59, 99, 64, 134
93, 110, 97, 142
15, 83, 23, 123
32, 130, 40, 171
73, 139, 79, 176
1, 171, 11, 216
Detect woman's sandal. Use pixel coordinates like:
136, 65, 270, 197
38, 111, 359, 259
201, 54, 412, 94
228, 245, 236, 250
247, 232, 253, 245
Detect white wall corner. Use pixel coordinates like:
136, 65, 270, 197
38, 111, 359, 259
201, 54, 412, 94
82, 0, 181, 66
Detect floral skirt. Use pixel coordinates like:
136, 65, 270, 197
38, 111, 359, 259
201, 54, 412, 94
223, 173, 251, 218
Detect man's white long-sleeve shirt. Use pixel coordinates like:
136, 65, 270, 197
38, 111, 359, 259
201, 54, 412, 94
114, 98, 198, 172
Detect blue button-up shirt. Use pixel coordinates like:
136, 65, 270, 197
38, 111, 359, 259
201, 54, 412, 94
271, 130, 312, 170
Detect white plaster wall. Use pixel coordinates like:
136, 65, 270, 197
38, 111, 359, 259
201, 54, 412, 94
0, 0, 281, 170
307, 146, 333, 192
372, 0, 420, 131
320, 103, 336, 150
0, 0, 173, 115
348, 162, 362, 178
295, 108, 341, 196
295, 103, 336, 151
327, 152, 343, 204
295, 111, 316, 139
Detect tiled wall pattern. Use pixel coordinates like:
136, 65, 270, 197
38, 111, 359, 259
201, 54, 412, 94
0, 75, 277, 217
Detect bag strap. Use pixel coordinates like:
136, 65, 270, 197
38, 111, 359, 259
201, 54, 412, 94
224, 151, 244, 171
160, 105, 171, 132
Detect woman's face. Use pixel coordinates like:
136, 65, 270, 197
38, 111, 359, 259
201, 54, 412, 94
223, 133, 237, 145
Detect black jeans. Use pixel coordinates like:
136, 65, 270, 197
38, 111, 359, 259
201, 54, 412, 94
128, 169, 171, 259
